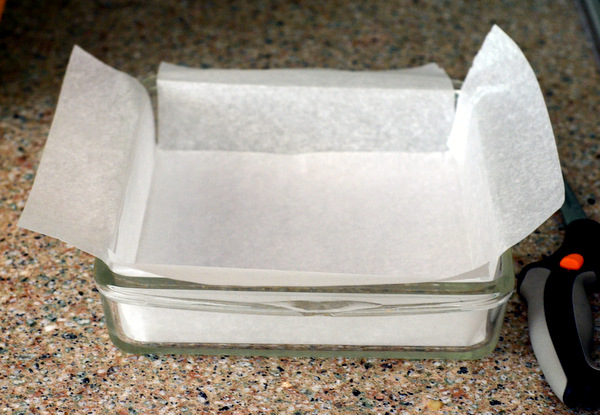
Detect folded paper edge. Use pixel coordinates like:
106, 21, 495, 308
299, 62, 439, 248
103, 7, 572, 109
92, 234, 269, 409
449, 25, 564, 269
107, 260, 494, 287
157, 61, 454, 90
18, 46, 155, 264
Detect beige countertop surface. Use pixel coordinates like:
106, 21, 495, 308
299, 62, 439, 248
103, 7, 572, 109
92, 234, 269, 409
2, 0, 600, 413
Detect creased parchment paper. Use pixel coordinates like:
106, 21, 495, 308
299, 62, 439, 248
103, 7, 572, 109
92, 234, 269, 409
19, 26, 563, 287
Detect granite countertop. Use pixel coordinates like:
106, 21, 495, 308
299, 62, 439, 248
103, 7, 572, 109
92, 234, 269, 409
2, 0, 600, 413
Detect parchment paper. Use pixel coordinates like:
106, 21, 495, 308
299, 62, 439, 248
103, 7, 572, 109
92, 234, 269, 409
19, 26, 563, 286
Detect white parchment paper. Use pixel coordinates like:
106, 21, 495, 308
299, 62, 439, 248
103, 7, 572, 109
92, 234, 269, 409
19, 26, 564, 286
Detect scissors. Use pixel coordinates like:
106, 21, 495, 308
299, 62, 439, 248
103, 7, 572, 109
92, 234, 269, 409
518, 177, 600, 409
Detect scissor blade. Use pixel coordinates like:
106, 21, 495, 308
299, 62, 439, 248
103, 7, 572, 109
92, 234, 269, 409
561, 177, 587, 225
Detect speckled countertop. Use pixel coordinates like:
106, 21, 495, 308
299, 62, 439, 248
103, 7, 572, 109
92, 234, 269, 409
2, 0, 600, 413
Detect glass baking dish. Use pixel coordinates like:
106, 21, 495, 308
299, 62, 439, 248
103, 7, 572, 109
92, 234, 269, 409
95, 250, 514, 358
19, 36, 558, 359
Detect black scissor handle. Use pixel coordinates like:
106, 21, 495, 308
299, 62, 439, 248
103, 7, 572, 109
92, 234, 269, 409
518, 219, 600, 409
